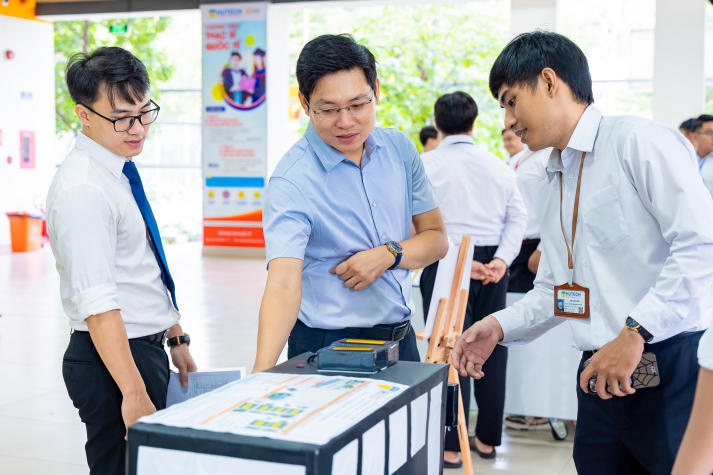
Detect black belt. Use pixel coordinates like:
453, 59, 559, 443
72, 329, 167, 346
344, 320, 411, 341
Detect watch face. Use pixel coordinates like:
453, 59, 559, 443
389, 241, 402, 253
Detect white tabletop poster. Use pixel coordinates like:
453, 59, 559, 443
141, 372, 407, 445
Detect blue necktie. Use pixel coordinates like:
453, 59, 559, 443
122, 160, 178, 310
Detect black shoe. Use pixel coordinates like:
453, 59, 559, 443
443, 459, 463, 469
470, 437, 496, 459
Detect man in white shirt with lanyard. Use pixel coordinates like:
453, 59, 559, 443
453, 31, 713, 475
420, 91, 526, 465
46, 47, 196, 475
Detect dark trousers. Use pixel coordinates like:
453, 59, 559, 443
63, 331, 169, 475
507, 238, 540, 293
573, 331, 703, 475
420, 245, 508, 450
288, 318, 421, 362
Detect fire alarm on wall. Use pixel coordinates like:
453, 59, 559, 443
5, 50, 14, 60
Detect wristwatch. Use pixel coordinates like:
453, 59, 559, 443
625, 317, 653, 343
167, 334, 191, 348
385, 241, 403, 270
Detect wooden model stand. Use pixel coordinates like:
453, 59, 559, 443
418, 236, 473, 475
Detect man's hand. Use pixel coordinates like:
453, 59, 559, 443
471, 261, 489, 281
170, 344, 197, 387
579, 327, 645, 399
528, 249, 541, 274
121, 390, 156, 439
452, 316, 504, 378
330, 246, 392, 290
483, 258, 507, 284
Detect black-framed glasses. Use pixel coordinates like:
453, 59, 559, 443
80, 100, 160, 132
307, 92, 374, 122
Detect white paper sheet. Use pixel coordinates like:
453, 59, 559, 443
427, 383, 443, 475
137, 445, 305, 475
361, 420, 385, 475
388, 406, 408, 474
166, 367, 245, 407
410, 392, 428, 457
331, 439, 358, 475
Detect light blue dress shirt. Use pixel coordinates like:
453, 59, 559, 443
265, 123, 438, 329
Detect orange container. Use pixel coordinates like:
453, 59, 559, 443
6, 212, 43, 252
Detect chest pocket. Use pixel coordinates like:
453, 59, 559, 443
581, 185, 630, 249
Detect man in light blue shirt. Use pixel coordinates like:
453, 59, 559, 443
253, 34, 448, 372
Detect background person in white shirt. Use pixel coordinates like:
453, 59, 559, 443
419, 124, 441, 152
46, 47, 196, 475
502, 127, 528, 168
672, 327, 713, 475
453, 31, 713, 475
420, 91, 527, 466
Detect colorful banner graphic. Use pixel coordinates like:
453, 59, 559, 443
201, 3, 267, 248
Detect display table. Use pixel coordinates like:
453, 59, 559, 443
128, 354, 449, 475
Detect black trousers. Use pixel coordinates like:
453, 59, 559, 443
63, 331, 169, 475
507, 238, 540, 293
288, 318, 421, 362
420, 245, 508, 450
573, 331, 703, 475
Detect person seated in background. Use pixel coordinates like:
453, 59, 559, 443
419, 124, 441, 152
420, 91, 526, 466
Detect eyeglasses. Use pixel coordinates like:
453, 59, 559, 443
697, 130, 713, 137
80, 100, 160, 132
307, 92, 374, 122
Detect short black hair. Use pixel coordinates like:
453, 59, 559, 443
231, 51, 242, 59
296, 34, 377, 102
489, 30, 593, 105
434, 91, 478, 135
697, 114, 713, 125
65, 46, 149, 108
419, 125, 438, 146
680, 118, 702, 133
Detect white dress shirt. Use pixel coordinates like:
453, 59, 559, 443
495, 106, 713, 350
698, 327, 713, 371
507, 148, 529, 169
699, 153, 713, 199
421, 134, 527, 265
46, 132, 179, 338
514, 148, 550, 239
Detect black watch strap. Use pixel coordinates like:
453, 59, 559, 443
167, 334, 190, 347
625, 317, 653, 343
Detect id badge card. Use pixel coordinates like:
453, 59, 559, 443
554, 282, 590, 318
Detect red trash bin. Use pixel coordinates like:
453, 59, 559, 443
6, 212, 43, 252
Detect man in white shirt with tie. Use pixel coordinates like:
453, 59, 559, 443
46, 47, 196, 475
420, 91, 526, 466
453, 31, 713, 475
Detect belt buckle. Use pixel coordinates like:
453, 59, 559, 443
160, 330, 168, 346
391, 321, 409, 341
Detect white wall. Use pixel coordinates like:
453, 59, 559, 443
0, 15, 56, 249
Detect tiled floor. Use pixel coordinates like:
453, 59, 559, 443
0, 242, 576, 474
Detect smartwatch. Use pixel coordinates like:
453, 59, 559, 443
167, 334, 191, 348
625, 317, 653, 343
385, 241, 403, 270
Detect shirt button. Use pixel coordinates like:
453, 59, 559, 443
371, 202, 376, 207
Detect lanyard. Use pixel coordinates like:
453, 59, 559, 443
514, 151, 536, 170
559, 151, 586, 283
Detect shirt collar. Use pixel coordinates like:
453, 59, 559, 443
440, 134, 475, 147
75, 131, 129, 179
304, 122, 382, 171
546, 104, 602, 174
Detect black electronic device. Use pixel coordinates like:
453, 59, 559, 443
316, 338, 399, 374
